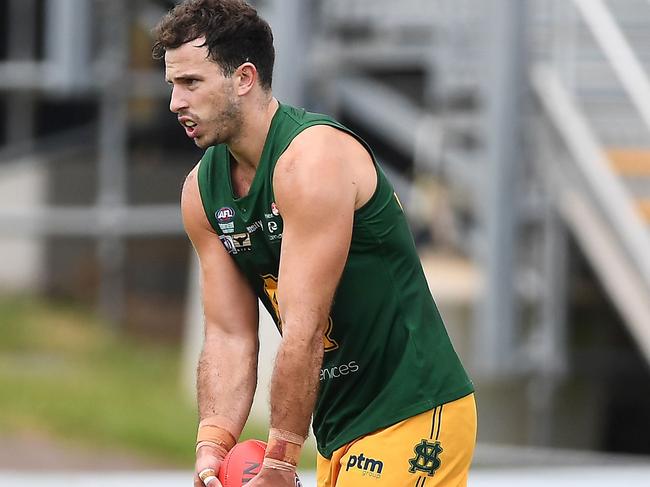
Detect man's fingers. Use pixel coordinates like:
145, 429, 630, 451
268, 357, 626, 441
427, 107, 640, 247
195, 470, 223, 487
195, 449, 224, 487
195, 477, 223, 487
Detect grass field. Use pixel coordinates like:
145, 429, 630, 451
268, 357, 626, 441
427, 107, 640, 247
0, 295, 298, 467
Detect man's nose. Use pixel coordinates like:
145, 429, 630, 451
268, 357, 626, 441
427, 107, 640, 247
169, 86, 187, 113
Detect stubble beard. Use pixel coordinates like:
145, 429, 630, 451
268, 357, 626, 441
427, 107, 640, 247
198, 94, 243, 149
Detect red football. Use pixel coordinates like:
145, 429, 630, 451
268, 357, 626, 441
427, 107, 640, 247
218, 439, 302, 487
218, 439, 266, 487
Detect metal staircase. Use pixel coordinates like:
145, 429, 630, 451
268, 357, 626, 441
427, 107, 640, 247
312, 0, 650, 372
531, 0, 650, 364
534, 0, 650, 227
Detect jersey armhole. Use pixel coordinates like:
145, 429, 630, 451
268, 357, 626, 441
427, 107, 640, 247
268, 120, 387, 218
196, 146, 221, 233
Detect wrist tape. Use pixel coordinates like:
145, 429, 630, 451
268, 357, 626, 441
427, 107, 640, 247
262, 457, 297, 472
264, 428, 305, 468
196, 417, 237, 455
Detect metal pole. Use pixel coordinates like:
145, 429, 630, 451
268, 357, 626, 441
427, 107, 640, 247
96, 0, 130, 328
258, 0, 311, 106
6, 0, 37, 147
529, 202, 569, 446
44, 0, 92, 91
540, 207, 568, 380
475, 0, 528, 376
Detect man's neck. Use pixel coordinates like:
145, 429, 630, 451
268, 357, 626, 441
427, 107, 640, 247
227, 96, 279, 170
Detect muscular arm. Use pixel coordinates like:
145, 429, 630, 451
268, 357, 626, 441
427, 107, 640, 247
182, 166, 259, 438
269, 126, 371, 438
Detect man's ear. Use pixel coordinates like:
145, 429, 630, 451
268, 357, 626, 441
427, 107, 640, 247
235, 62, 257, 96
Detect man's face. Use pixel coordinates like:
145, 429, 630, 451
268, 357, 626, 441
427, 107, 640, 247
165, 37, 242, 148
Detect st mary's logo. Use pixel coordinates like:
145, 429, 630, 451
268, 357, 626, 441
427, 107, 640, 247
408, 439, 443, 477
261, 273, 339, 352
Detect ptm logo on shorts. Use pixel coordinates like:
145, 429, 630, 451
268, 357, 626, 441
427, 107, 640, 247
408, 439, 442, 477
346, 453, 384, 478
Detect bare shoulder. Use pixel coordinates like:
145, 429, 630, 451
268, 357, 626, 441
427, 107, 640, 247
275, 125, 376, 210
181, 162, 214, 237
181, 164, 198, 200
283, 124, 366, 161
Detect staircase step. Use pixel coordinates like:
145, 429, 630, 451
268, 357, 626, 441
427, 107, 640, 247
607, 149, 650, 176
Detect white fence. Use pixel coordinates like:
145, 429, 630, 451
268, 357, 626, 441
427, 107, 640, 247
3, 465, 650, 486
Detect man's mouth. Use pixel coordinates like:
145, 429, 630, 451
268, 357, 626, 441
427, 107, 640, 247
179, 118, 199, 137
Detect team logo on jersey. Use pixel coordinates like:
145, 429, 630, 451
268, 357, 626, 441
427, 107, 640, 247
261, 274, 282, 330
219, 221, 235, 234
231, 232, 252, 251
261, 273, 338, 352
322, 317, 338, 351
408, 440, 443, 477
246, 220, 263, 234
219, 233, 251, 254
271, 202, 280, 216
266, 220, 282, 241
219, 235, 237, 254
216, 207, 235, 223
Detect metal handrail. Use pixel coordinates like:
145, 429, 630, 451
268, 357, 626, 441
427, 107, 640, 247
532, 64, 650, 362
532, 65, 650, 288
0, 205, 183, 237
573, 0, 650, 133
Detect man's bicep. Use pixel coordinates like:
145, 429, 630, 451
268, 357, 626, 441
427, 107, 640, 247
198, 242, 259, 340
181, 167, 259, 339
273, 150, 356, 334
277, 218, 351, 334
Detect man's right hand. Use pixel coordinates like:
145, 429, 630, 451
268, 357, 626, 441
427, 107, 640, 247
194, 445, 226, 487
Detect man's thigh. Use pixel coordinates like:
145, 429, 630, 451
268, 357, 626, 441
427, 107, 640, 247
317, 393, 477, 487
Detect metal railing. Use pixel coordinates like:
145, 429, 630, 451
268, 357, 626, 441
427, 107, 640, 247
573, 0, 650, 133
532, 64, 650, 364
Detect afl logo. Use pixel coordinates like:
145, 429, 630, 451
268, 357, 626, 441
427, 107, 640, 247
271, 202, 280, 216
216, 207, 235, 223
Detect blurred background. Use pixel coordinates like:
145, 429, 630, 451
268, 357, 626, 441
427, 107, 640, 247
1, 0, 650, 484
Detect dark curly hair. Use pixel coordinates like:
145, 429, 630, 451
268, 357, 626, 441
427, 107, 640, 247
152, 0, 275, 90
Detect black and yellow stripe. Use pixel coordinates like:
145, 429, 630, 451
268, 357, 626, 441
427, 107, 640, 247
413, 405, 445, 486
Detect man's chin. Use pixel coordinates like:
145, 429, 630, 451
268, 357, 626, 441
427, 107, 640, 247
193, 133, 221, 149
193, 136, 210, 149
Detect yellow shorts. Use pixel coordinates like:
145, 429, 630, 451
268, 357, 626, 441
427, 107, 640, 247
316, 393, 477, 487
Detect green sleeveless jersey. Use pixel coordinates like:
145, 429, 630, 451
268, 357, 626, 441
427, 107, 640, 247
197, 103, 473, 458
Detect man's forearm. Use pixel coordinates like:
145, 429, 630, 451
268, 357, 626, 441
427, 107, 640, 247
197, 332, 258, 437
269, 330, 324, 438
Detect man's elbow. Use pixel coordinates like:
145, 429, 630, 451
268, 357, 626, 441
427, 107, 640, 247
204, 323, 259, 355
280, 321, 326, 355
